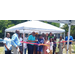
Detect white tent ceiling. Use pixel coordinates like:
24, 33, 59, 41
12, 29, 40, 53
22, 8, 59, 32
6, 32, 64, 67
40, 20, 75, 25
5, 20, 65, 34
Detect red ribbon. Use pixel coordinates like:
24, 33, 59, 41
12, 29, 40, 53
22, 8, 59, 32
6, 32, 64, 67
21, 41, 67, 46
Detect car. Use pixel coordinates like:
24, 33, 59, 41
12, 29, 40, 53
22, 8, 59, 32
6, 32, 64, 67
0, 38, 4, 46
0, 39, 3, 43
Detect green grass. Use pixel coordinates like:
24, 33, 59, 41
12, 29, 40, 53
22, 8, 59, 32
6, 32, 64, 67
0, 47, 4, 54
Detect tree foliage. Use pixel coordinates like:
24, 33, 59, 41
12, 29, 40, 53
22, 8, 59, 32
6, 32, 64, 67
0, 20, 28, 38
62, 24, 75, 39
43, 21, 60, 27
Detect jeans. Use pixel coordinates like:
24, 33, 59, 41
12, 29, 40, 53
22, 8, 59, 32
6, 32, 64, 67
28, 44, 34, 54
24, 48, 27, 54
53, 46, 56, 54
5, 50, 11, 54
19, 46, 23, 54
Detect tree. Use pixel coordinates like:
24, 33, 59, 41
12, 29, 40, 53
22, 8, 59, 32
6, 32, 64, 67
51, 22, 60, 27
0, 20, 28, 38
10, 20, 28, 25
62, 24, 75, 39
0, 20, 13, 38
43, 21, 60, 27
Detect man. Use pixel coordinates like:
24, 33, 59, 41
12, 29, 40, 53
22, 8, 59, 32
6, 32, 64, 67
48, 32, 54, 40
65, 32, 73, 54
3, 33, 12, 54
28, 32, 37, 54
12, 30, 21, 54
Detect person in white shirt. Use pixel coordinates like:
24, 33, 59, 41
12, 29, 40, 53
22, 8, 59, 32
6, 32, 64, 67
49, 38, 53, 54
3, 33, 12, 54
19, 34, 27, 54
24, 36, 27, 54
19, 34, 23, 54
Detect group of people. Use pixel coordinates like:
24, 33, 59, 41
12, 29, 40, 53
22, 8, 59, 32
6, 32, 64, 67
3, 30, 73, 54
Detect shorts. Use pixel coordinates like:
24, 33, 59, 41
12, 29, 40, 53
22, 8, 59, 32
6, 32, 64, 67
37, 46, 43, 52
37, 49, 43, 52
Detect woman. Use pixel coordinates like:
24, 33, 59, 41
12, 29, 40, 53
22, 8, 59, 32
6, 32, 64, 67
58, 36, 64, 54
43, 36, 50, 54
46, 33, 48, 37
50, 38, 53, 54
24, 34, 27, 54
3, 33, 12, 54
36, 35, 44, 54
53, 37, 57, 54
19, 34, 23, 54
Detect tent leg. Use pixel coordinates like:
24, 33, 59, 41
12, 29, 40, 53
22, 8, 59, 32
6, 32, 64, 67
39, 31, 41, 34
23, 29, 25, 54
57, 34, 58, 39
4, 31, 6, 38
66, 25, 71, 54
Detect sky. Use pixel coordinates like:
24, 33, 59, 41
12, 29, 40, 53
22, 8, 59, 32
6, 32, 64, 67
60, 23, 65, 27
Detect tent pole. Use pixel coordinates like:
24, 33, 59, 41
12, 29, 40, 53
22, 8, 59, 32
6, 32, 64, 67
23, 29, 25, 54
66, 25, 71, 54
39, 31, 41, 34
57, 34, 58, 39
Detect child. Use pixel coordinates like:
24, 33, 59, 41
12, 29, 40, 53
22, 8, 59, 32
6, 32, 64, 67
50, 38, 53, 54
37, 35, 44, 54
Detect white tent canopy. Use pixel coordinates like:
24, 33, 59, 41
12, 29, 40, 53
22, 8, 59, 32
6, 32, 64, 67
5, 20, 65, 54
40, 20, 75, 25
5, 20, 65, 34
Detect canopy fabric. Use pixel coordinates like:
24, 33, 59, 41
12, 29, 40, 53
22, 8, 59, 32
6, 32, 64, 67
40, 20, 75, 25
5, 20, 65, 33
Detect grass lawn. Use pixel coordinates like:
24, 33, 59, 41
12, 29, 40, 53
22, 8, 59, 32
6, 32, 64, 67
0, 47, 4, 54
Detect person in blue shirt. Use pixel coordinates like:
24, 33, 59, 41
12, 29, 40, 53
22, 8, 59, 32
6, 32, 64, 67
65, 32, 73, 54
3, 33, 12, 54
28, 32, 37, 54
37, 34, 44, 54
12, 30, 21, 54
